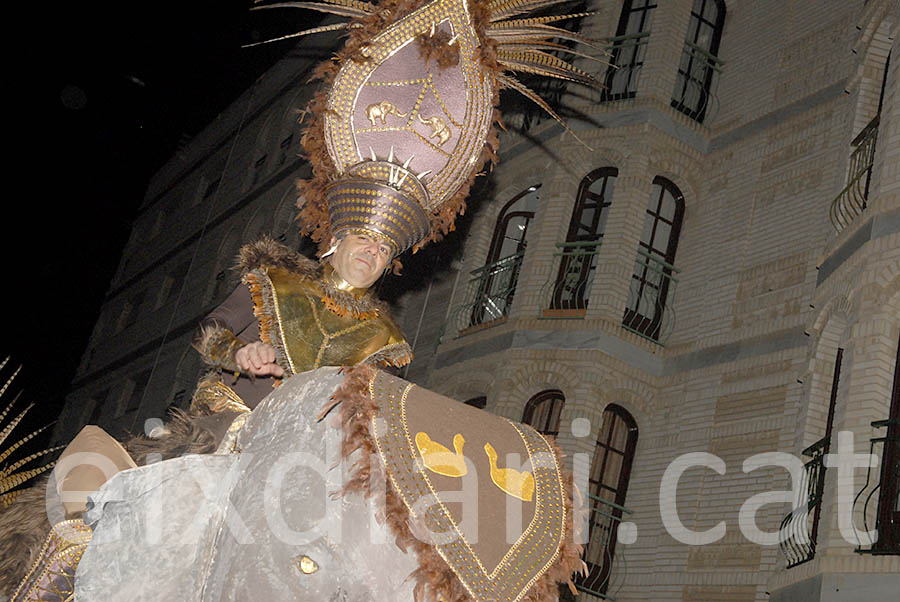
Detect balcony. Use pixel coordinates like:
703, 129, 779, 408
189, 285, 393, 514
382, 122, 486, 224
671, 40, 724, 124
622, 249, 680, 344
540, 241, 602, 318
853, 418, 900, 555
778, 436, 828, 568
569, 492, 632, 600
830, 115, 879, 232
443, 252, 525, 338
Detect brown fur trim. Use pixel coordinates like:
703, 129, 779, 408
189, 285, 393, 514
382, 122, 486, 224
0, 481, 51, 594
319, 279, 393, 320
237, 236, 320, 278
330, 365, 582, 602
242, 269, 289, 376
193, 324, 243, 372
296, 0, 502, 256
364, 342, 413, 368
122, 409, 218, 466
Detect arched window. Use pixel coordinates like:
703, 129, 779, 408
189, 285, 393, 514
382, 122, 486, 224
623, 176, 684, 342
601, 0, 657, 101
469, 185, 540, 326
578, 404, 638, 596
464, 396, 487, 409
487, 185, 540, 264
551, 168, 617, 311
833, 49, 890, 231
875, 332, 900, 551
672, 0, 726, 122
522, 390, 565, 437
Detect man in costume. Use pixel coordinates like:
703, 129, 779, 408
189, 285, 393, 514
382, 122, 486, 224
187, 231, 412, 442
4, 0, 599, 598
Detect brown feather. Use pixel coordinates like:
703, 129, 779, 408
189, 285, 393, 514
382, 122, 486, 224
242, 22, 353, 48
489, 11, 595, 28
496, 73, 593, 150
251, 1, 372, 18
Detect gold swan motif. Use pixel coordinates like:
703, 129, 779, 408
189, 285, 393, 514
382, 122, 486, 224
415, 432, 467, 477
484, 442, 534, 502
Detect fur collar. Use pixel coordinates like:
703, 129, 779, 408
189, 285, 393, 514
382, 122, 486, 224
236, 237, 393, 320
237, 237, 320, 278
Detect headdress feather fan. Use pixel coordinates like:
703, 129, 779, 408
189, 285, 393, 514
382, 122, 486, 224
250, 0, 607, 255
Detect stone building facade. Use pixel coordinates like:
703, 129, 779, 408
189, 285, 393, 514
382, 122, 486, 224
57, 1, 898, 601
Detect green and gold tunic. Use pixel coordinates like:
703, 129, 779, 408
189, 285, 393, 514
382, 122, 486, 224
192, 238, 411, 415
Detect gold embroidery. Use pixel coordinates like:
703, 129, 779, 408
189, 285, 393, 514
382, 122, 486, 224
370, 371, 567, 601
417, 113, 452, 146
484, 442, 535, 502
308, 294, 372, 368
415, 432, 467, 477
365, 101, 408, 126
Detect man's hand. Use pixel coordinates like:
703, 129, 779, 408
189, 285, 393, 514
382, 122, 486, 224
235, 342, 285, 377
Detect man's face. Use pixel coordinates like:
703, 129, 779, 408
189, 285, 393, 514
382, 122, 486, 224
329, 233, 392, 288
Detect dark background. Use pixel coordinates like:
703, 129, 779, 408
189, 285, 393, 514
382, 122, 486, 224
2, 2, 304, 432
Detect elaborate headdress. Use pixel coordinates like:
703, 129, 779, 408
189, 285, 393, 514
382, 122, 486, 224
252, 0, 601, 256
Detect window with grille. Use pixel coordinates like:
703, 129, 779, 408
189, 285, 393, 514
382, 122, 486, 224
578, 404, 638, 595
469, 185, 540, 326
672, 0, 726, 122
602, 0, 657, 101
623, 176, 684, 341
551, 168, 617, 310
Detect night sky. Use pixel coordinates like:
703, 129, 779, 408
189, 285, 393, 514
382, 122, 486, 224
3, 2, 306, 433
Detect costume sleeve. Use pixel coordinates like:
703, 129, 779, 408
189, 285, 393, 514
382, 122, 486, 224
363, 317, 414, 368
193, 284, 258, 372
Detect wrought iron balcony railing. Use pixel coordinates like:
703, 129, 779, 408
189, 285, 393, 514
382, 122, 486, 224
854, 418, 900, 555
540, 241, 603, 317
671, 40, 724, 124
622, 249, 680, 344
830, 115, 879, 231
443, 252, 526, 337
573, 492, 632, 600
599, 32, 651, 102
779, 436, 829, 568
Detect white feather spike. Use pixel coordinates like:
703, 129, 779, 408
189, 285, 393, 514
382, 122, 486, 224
417, 170, 432, 180
369, 146, 377, 161
388, 146, 394, 163
402, 154, 414, 169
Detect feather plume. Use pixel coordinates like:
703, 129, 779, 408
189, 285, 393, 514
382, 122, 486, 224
0, 423, 55, 467
497, 41, 609, 65
489, 24, 606, 50
0, 362, 61, 506
497, 50, 599, 87
242, 22, 354, 48
488, 12, 595, 28
252, 0, 374, 18
496, 73, 591, 149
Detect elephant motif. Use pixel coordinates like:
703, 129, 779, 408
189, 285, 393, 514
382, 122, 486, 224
417, 114, 452, 146
365, 101, 408, 126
